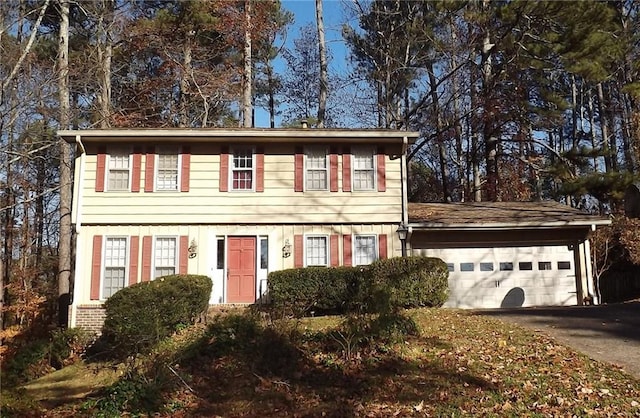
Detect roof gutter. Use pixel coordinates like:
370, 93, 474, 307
409, 219, 611, 231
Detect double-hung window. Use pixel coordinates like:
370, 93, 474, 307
305, 148, 328, 190
156, 150, 179, 191
154, 237, 177, 278
107, 151, 130, 191
232, 148, 254, 190
352, 147, 375, 191
354, 235, 377, 265
305, 235, 328, 266
103, 237, 127, 298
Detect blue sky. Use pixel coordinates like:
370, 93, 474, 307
254, 0, 353, 127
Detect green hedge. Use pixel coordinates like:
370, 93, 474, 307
267, 257, 448, 317
102, 274, 212, 356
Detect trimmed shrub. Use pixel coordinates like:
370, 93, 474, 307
268, 267, 363, 317
102, 274, 212, 357
365, 256, 449, 311
267, 257, 448, 317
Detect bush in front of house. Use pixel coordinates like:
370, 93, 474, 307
267, 256, 448, 317
267, 267, 363, 317
102, 274, 212, 357
364, 256, 449, 311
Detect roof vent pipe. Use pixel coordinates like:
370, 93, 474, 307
301, 120, 308, 129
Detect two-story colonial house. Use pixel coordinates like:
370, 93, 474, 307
59, 128, 418, 330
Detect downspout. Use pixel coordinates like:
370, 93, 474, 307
69, 134, 85, 328
400, 136, 410, 256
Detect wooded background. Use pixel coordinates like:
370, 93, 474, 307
2, 0, 640, 334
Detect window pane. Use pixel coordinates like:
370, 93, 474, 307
518, 262, 533, 271
557, 261, 571, 270
446, 263, 454, 272
157, 154, 178, 190
306, 236, 327, 266
104, 237, 127, 298
104, 267, 125, 298
108, 153, 129, 191
306, 149, 327, 190
460, 262, 474, 272
499, 262, 513, 271
480, 262, 494, 271
231, 149, 254, 190
353, 150, 374, 190
217, 238, 225, 269
354, 235, 376, 265
260, 238, 268, 269
538, 261, 552, 271
155, 238, 176, 278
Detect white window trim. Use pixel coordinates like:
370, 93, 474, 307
353, 234, 378, 266
304, 146, 329, 191
154, 147, 182, 192
229, 146, 256, 192
304, 234, 330, 267
152, 235, 180, 279
101, 236, 129, 300
351, 146, 376, 192
106, 149, 132, 192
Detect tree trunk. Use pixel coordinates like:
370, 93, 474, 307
427, 62, 449, 202
57, 0, 72, 328
242, 0, 252, 128
179, 30, 193, 128
596, 82, 613, 173
96, 0, 113, 128
315, 0, 327, 128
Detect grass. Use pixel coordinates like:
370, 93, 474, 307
7, 308, 640, 417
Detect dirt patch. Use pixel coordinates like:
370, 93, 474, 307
475, 301, 640, 380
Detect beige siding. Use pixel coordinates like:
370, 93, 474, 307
78, 143, 403, 225
71, 223, 401, 320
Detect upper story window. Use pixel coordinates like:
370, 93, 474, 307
156, 150, 179, 191
154, 237, 177, 278
232, 148, 254, 191
305, 235, 328, 266
107, 151, 130, 191
352, 147, 375, 191
305, 147, 328, 190
103, 237, 127, 298
354, 234, 377, 265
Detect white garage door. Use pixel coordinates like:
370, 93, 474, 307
417, 246, 577, 309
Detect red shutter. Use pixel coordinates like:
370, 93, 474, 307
343, 234, 352, 266
256, 146, 264, 192
330, 234, 339, 267
294, 146, 303, 192
220, 146, 229, 192
128, 236, 139, 286
342, 147, 351, 192
378, 234, 388, 260
329, 147, 338, 192
181, 146, 191, 192
96, 147, 106, 192
294, 234, 304, 268
377, 146, 386, 192
179, 236, 189, 274
131, 147, 142, 192
145, 147, 155, 192
142, 236, 152, 281
90, 235, 103, 300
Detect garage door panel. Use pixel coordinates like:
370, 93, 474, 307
421, 245, 578, 309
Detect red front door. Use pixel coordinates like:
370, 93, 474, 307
227, 237, 256, 303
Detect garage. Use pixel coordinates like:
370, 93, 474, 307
406, 202, 610, 309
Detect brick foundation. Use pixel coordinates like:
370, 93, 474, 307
75, 305, 107, 334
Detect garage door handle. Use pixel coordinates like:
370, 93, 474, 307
495, 280, 500, 288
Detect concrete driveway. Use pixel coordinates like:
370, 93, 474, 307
474, 301, 640, 380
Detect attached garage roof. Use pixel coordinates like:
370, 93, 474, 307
409, 201, 610, 230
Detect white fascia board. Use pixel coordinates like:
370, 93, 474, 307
58, 128, 420, 143
408, 218, 611, 231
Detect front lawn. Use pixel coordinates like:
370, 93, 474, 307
10, 308, 640, 417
